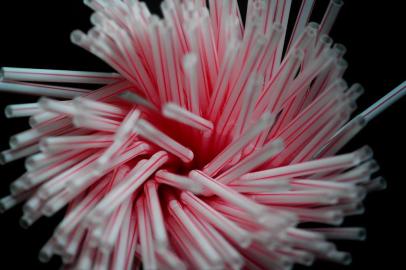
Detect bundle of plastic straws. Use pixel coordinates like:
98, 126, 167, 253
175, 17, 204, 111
0, 0, 405, 269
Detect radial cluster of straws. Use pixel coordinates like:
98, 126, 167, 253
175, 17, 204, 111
0, 0, 405, 269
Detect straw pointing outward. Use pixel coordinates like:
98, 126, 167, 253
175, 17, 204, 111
0, 0, 404, 269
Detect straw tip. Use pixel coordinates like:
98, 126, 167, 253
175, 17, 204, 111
333, 43, 347, 55
19, 217, 32, 229
10, 181, 25, 196
38, 250, 52, 263
355, 145, 373, 163
62, 253, 75, 264
70, 30, 85, 45
373, 176, 387, 191
83, 0, 94, 8
333, 251, 352, 265
332, 0, 344, 7
0, 203, 6, 214
184, 150, 194, 163
0, 153, 8, 165
90, 12, 103, 26
37, 97, 52, 109
4, 106, 13, 118
307, 21, 320, 30
358, 228, 367, 241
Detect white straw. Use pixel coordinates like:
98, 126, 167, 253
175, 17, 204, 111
0, 81, 91, 98
1, 67, 122, 84
162, 103, 213, 133
319, 0, 344, 35
4, 103, 41, 118
360, 80, 406, 122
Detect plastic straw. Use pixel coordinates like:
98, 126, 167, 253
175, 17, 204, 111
162, 103, 213, 133
0, 81, 91, 98
4, 103, 41, 118
1, 67, 121, 84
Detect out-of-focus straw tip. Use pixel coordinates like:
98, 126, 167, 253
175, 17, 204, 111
355, 145, 373, 162
0, 153, 7, 165
281, 260, 294, 270
37, 97, 50, 107
9, 136, 18, 149
367, 159, 380, 173
38, 188, 52, 200
0, 67, 4, 81
355, 187, 367, 200
70, 30, 85, 45
184, 150, 194, 163
19, 217, 31, 229
332, 0, 344, 7
335, 78, 348, 89
352, 83, 364, 93
355, 203, 365, 214
38, 250, 52, 263
90, 12, 102, 26
307, 21, 320, 30
358, 228, 367, 241
319, 34, 333, 44
0, 203, 6, 214
374, 176, 387, 190
42, 205, 55, 217
330, 212, 344, 226
342, 254, 353, 265
333, 43, 347, 56
336, 58, 348, 69
330, 251, 352, 265
62, 253, 75, 264
83, 0, 94, 7
9, 184, 18, 195
4, 106, 13, 118
10, 182, 24, 195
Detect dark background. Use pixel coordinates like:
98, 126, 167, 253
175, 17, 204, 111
0, 1, 404, 269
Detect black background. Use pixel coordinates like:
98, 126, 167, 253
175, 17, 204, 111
0, 1, 404, 269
